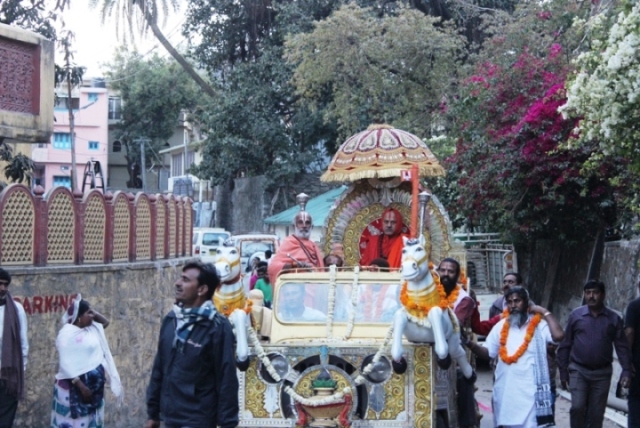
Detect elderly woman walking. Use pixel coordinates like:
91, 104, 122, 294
50, 295, 123, 428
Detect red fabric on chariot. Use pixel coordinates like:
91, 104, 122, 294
268, 235, 325, 284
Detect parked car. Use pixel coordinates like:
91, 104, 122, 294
230, 233, 280, 272
193, 227, 231, 263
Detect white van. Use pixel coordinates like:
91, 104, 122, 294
193, 228, 231, 263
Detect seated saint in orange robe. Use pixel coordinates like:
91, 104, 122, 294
268, 212, 325, 284
359, 207, 407, 269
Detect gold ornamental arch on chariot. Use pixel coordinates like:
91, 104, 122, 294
321, 124, 456, 267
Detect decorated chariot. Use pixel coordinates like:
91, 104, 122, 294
215, 125, 471, 427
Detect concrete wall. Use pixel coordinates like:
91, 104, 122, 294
520, 239, 640, 323
215, 176, 267, 234
600, 239, 640, 312
7, 259, 188, 427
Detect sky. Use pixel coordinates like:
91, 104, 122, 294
58, 1, 189, 77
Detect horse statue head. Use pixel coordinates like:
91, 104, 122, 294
400, 235, 433, 286
391, 234, 475, 381
213, 241, 242, 284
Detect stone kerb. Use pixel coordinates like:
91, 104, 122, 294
0, 184, 37, 265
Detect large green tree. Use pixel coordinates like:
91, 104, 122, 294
443, 0, 632, 242
285, 3, 465, 142
184, 0, 343, 193
560, 1, 640, 207
91, 0, 216, 97
105, 49, 198, 187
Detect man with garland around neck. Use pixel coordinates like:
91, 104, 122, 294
436, 258, 477, 428
558, 280, 631, 428
437, 258, 475, 327
268, 211, 324, 285
145, 261, 239, 428
466, 286, 564, 428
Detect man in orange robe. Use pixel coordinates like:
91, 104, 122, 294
359, 207, 407, 268
268, 211, 325, 284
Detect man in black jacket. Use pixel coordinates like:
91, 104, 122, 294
145, 261, 239, 428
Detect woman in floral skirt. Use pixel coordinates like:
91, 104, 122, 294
50, 295, 123, 428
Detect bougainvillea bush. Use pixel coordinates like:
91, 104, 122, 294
560, 1, 640, 172
446, 44, 629, 243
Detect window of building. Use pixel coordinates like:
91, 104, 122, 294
108, 97, 122, 120
53, 176, 71, 189
88, 141, 99, 150
172, 153, 183, 177
113, 140, 122, 152
88, 92, 99, 102
53, 133, 71, 149
54, 96, 79, 110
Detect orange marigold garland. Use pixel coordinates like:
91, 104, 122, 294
399, 264, 460, 318
498, 309, 542, 364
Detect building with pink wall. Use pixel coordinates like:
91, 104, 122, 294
31, 83, 109, 192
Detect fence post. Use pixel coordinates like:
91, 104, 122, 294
33, 185, 46, 266
128, 192, 136, 262
149, 194, 157, 261
104, 191, 114, 264
74, 189, 84, 265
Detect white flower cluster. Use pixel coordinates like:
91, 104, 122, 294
560, 3, 640, 156
326, 265, 338, 338
325, 265, 360, 341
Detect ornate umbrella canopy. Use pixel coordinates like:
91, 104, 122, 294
320, 124, 445, 183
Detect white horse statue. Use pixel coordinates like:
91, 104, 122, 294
212, 242, 251, 371
390, 236, 474, 379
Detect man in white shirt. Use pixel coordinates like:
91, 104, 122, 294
0, 268, 28, 428
466, 286, 563, 427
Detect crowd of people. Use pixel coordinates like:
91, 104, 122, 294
2, 204, 640, 428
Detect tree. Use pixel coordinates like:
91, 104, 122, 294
54, 30, 85, 192
445, 43, 630, 242
184, 0, 342, 193
105, 49, 198, 188
560, 1, 640, 174
0, 0, 69, 39
285, 4, 466, 142
0, 0, 70, 187
91, 0, 216, 98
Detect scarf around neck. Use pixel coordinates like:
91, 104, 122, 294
0, 291, 24, 400
532, 321, 555, 427
174, 301, 217, 353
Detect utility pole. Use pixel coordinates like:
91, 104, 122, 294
135, 137, 151, 192
57, 32, 84, 192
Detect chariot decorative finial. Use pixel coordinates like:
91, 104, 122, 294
418, 191, 432, 236
297, 192, 310, 212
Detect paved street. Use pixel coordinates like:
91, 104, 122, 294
474, 361, 626, 428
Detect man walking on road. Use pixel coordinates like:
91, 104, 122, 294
0, 268, 28, 428
558, 279, 632, 428
466, 286, 563, 427
145, 261, 239, 428
624, 279, 640, 428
